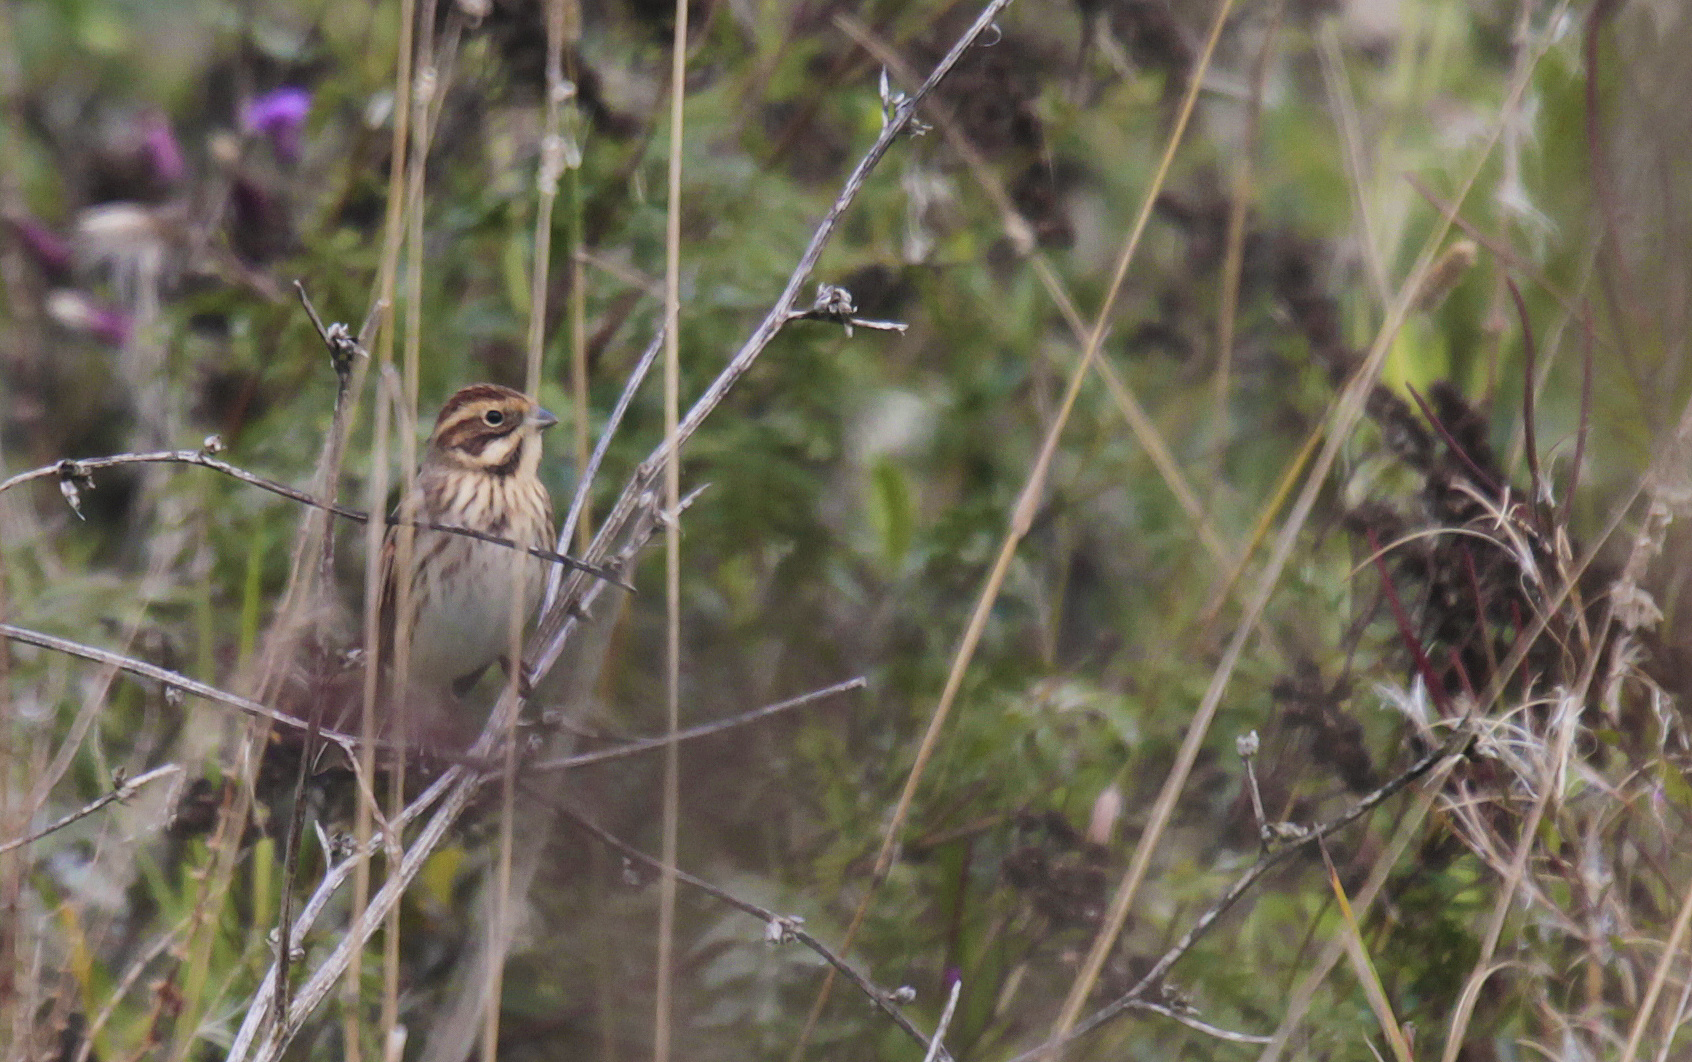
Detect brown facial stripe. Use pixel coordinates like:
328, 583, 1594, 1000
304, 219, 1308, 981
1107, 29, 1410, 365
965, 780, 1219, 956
441, 422, 519, 457
433, 383, 527, 430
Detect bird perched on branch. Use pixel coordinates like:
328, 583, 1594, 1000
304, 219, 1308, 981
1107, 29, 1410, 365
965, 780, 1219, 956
378, 383, 559, 744
178, 384, 560, 840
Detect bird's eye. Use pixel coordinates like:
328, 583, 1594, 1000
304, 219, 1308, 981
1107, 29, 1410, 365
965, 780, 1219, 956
483, 409, 505, 426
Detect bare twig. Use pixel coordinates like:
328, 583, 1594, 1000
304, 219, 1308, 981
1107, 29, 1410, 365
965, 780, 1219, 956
559, 807, 953, 1062
0, 449, 628, 589
1008, 731, 1469, 1062
1130, 1000, 1272, 1045
277, 287, 370, 1031
1236, 730, 1269, 842
549, 330, 663, 610
585, 0, 1021, 556
786, 283, 908, 337
923, 980, 962, 1062
0, 764, 181, 855
0, 624, 359, 749
530, 676, 865, 771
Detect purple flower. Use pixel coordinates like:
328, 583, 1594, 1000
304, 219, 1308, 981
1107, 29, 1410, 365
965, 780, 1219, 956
142, 113, 186, 185
46, 290, 133, 347
5, 215, 74, 279
241, 87, 312, 163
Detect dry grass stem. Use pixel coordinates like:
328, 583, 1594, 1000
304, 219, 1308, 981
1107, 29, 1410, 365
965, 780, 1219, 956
10, 0, 1677, 1058
1044, 3, 1572, 1055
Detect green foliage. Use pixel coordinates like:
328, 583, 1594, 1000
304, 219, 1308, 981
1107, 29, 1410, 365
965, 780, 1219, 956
5, 0, 1691, 1060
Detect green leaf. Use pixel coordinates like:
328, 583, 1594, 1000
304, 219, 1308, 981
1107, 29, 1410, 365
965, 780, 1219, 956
867, 455, 915, 571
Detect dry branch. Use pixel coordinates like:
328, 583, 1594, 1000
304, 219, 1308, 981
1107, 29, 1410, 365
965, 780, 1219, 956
530, 676, 866, 771
1006, 730, 1470, 1061
0, 763, 181, 855
0, 449, 628, 589
0, 624, 359, 749
560, 807, 954, 1062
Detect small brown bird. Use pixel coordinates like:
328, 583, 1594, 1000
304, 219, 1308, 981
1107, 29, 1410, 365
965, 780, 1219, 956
379, 384, 558, 733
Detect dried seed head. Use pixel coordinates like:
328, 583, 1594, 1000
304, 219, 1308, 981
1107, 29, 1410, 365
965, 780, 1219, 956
1415, 239, 1478, 311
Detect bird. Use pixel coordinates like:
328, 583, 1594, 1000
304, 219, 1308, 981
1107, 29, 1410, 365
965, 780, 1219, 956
377, 383, 559, 744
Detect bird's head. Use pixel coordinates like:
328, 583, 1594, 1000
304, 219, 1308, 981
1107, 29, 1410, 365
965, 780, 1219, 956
425, 383, 558, 478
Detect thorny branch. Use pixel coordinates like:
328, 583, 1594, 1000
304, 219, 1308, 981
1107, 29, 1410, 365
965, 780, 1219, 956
1006, 728, 1472, 1062
0, 763, 181, 855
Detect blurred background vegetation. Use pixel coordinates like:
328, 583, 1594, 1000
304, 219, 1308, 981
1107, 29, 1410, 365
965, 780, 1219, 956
7, 0, 1692, 1058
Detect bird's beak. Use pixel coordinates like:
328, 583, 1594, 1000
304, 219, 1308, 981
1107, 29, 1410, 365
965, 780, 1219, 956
532, 407, 560, 430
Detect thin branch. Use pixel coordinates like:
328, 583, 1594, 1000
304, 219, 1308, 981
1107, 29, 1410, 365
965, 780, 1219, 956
276, 286, 368, 1033
587, 0, 1021, 554
0, 763, 181, 855
1128, 1000, 1272, 1045
1009, 731, 1469, 1062
558, 807, 953, 1062
785, 283, 908, 336
923, 980, 962, 1062
530, 676, 865, 771
0, 449, 629, 589
549, 329, 662, 617
0, 624, 358, 749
